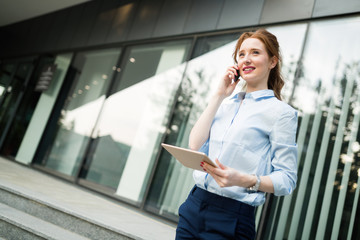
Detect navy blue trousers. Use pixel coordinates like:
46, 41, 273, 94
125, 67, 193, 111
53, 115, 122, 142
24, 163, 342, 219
176, 186, 256, 240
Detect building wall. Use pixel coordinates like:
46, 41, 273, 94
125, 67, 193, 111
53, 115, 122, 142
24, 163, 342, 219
0, 0, 359, 59
1, 1, 360, 239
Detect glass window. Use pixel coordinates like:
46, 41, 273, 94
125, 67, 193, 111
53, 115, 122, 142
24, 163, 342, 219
42, 48, 121, 176
145, 33, 240, 219
266, 24, 307, 104
0, 62, 34, 153
0, 63, 32, 127
1, 57, 57, 158
79, 40, 192, 203
0, 63, 16, 98
145, 23, 308, 222
262, 17, 360, 240
15, 53, 73, 165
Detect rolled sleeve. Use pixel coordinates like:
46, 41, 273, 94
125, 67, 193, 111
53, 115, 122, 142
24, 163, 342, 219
269, 109, 298, 196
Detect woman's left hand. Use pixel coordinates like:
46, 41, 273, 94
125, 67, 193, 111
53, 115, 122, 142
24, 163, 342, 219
202, 159, 255, 188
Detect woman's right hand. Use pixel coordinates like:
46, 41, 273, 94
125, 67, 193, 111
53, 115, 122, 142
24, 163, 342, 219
217, 65, 240, 98
189, 65, 240, 150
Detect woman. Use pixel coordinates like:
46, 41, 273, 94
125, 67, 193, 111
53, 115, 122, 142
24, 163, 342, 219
176, 29, 298, 239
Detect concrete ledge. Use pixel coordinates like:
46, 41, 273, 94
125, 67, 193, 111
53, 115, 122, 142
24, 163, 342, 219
0, 203, 89, 240
0, 158, 176, 240
0, 186, 135, 240
0, 220, 44, 240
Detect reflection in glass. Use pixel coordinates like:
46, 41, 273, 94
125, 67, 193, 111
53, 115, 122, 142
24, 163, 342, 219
0, 64, 15, 98
15, 54, 73, 165
145, 33, 240, 219
0, 58, 55, 157
0, 63, 33, 147
43, 48, 121, 176
23, 16, 360, 236
81, 40, 192, 202
266, 24, 307, 104
262, 17, 360, 240
146, 24, 308, 222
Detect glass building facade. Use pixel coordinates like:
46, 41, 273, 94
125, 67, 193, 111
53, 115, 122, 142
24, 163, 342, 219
0, 1, 360, 238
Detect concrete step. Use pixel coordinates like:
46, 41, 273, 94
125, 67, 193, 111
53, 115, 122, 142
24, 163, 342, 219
0, 185, 135, 240
0, 202, 89, 240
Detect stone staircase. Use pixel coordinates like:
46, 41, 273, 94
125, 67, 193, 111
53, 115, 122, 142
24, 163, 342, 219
0, 184, 133, 239
0, 202, 88, 240
0, 158, 176, 240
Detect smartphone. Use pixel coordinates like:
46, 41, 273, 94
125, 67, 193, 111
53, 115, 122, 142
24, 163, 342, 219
234, 69, 240, 82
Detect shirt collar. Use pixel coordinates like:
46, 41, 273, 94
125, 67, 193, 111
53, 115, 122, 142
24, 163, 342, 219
230, 91, 245, 100
230, 89, 275, 101
245, 89, 275, 100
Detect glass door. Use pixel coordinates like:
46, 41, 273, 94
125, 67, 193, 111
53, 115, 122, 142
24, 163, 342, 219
0, 57, 55, 158
0, 60, 35, 155
144, 33, 240, 220
41, 48, 121, 177
0, 63, 16, 105
78, 40, 192, 204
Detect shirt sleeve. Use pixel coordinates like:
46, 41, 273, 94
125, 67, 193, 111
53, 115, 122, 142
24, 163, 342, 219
268, 109, 298, 196
192, 138, 210, 188
198, 138, 210, 156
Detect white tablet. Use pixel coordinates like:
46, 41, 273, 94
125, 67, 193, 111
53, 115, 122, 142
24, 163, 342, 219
161, 143, 217, 172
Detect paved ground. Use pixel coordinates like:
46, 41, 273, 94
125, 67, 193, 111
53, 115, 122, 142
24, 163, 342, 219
0, 157, 176, 239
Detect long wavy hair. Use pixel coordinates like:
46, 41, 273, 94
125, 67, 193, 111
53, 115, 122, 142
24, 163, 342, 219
233, 29, 284, 100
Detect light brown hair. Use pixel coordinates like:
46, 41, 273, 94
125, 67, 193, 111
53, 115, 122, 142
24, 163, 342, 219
233, 29, 284, 100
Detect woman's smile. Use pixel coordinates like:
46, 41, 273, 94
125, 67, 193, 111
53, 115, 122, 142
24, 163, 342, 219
242, 66, 256, 74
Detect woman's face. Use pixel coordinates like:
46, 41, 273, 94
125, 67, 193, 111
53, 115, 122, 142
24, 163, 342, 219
237, 38, 276, 91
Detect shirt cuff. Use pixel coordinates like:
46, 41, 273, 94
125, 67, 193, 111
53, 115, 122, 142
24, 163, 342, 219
269, 170, 297, 196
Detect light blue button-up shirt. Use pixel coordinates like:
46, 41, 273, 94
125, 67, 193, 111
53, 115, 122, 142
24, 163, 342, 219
193, 89, 298, 206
